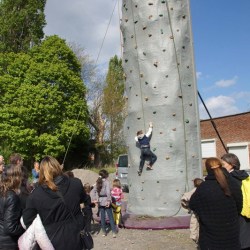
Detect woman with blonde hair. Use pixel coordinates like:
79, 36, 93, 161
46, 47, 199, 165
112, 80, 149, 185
190, 157, 242, 250
0, 164, 24, 249
22, 156, 89, 250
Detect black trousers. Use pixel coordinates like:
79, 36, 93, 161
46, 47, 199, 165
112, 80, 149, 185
139, 148, 157, 171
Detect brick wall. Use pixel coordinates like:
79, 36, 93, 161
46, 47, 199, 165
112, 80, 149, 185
200, 112, 250, 169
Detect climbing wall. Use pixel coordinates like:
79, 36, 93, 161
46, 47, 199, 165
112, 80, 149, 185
121, 0, 202, 217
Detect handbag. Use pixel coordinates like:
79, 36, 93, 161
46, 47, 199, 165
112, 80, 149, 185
56, 191, 94, 250
80, 229, 94, 250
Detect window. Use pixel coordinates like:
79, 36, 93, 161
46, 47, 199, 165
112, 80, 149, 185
228, 142, 250, 171
201, 139, 216, 158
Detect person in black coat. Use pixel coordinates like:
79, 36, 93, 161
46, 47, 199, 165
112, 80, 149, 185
0, 164, 24, 250
22, 156, 89, 250
189, 157, 242, 250
222, 153, 250, 250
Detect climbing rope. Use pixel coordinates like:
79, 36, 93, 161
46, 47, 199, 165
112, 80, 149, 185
95, 0, 119, 65
165, 0, 191, 216
126, 0, 192, 216
63, 0, 119, 164
129, 0, 147, 132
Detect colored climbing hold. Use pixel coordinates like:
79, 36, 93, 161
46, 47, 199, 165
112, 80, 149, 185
144, 97, 149, 101
153, 111, 157, 114
172, 128, 176, 131
157, 181, 160, 183
185, 119, 189, 123
143, 52, 146, 56
153, 148, 156, 151
153, 62, 158, 67
161, 29, 163, 34
148, 34, 152, 37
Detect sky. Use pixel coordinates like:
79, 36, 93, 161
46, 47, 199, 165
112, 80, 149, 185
44, 0, 250, 119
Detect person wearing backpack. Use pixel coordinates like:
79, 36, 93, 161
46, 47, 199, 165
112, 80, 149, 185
221, 153, 250, 250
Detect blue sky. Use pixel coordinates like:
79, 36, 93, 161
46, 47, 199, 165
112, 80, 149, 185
44, 0, 250, 119
191, 0, 250, 118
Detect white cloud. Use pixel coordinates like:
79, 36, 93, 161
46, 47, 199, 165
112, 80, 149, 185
234, 91, 250, 100
199, 95, 240, 119
215, 76, 238, 88
196, 72, 202, 79
44, 0, 121, 67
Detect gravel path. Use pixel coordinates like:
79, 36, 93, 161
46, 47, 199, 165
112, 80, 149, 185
72, 169, 196, 249
91, 225, 196, 250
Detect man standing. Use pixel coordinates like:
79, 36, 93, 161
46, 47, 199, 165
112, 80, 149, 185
135, 122, 157, 176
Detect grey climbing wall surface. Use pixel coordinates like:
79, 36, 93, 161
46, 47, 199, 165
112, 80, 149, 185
121, 0, 202, 217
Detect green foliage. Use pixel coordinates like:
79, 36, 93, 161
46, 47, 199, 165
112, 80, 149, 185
0, 36, 90, 161
0, 0, 46, 53
103, 55, 126, 161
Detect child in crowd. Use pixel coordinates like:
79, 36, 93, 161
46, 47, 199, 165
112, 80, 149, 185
111, 179, 124, 230
181, 178, 204, 243
82, 183, 95, 233
92, 169, 117, 238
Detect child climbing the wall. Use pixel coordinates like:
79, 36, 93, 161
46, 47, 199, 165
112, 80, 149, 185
111, 179, 124, 230
135, 122, 157, 176
181, 178, 204, 244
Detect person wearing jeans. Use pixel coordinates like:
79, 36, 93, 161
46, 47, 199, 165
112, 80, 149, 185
92, 169, 117, 238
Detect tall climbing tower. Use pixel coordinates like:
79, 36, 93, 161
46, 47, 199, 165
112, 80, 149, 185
121, 0, 202, 217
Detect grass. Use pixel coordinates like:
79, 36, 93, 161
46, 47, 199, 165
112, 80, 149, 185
86, 165, 116, 175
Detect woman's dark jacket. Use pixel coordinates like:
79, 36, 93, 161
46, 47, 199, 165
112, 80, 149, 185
22, 175, 88, 250
189, 172, 242, 250
0, 190, 24, 249
230, 170, 250, 249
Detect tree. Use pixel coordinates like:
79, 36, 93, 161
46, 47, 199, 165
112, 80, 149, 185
103, 55, 126, 161
69, 43, 108, 166
0, 0, 46, 53
0, 35, 89, 163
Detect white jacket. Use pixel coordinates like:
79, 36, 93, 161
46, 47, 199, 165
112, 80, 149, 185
18, 214, 55, 250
